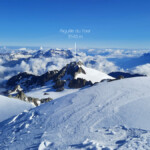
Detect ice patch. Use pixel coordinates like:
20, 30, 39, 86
38, 140, 51, 150
25, 124, 29, 128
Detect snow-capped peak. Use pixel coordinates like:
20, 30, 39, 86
75, 64, 114, 83
55, 61, 114, 83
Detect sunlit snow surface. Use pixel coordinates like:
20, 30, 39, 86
0, 95, 33, 122
75, 65, 114, 83
26, 85, 79, 99
1, 77, 150, 149
25, 65, 114, 100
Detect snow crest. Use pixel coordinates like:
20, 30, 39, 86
0, 77, 150, 149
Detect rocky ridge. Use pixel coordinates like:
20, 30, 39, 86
5, 61, 114, 105
6, 61, 94, 93
8, 85, 52, 106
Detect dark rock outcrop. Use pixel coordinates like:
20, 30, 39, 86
15, 91, 27, 100
117, 75, 124, 79
40, 97, 53, 103
53, 80, 66, 89
53, 80, 66, 92
7, 72, 36, 87
108, 72, 146, 79
7, 70, 58, 91
8, 85, 23, 95
38, 70, 58, 86
9, 91, 53, 106
53, 61, 85, 82
6, 61, 94, 92
68, 78, 92, 88
100, 79, 114, 82
44, 92, 49, 95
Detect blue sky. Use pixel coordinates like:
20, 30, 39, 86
0, 0, 150, 48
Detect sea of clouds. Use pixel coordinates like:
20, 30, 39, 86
0, 48, 150, 84
0, 54, 118, 83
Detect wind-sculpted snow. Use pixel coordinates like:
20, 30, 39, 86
0, 95, 33, 122
1, 77, 150, 149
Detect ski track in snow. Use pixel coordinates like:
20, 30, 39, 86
1, 77, 150, 149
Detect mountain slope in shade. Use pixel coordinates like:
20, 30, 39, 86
108, 71, 145, 78
1, 77, 150, 149
0, 95, 33, 122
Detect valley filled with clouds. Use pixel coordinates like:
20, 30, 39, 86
0, 47, 150, 84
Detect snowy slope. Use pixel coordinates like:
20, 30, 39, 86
25, 64, 114, 100
1, 77, 150, 149
26, 84, 79, 99
75, 65, 114, 83
0, 95, 33, 122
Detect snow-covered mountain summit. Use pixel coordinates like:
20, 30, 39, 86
6, 61, 114, 93
33, 49, 74, 58
0, 49, 74, 60
1, 77, 150, 149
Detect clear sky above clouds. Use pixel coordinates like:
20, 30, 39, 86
0, 0, 150, 48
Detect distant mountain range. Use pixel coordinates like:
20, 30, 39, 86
33, 49, 74, 58
0, 49, 74, 61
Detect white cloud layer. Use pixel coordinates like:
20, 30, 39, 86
0, 54, 118, 83
132, 63, 150, 76
1, 48, 150, 84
